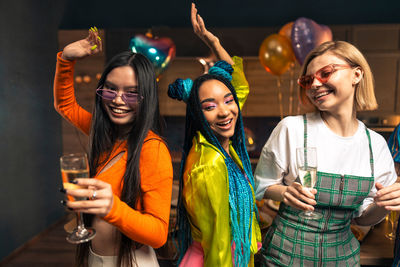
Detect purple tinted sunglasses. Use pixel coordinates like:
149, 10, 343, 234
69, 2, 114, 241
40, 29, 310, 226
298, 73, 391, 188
96, 88, 143, 104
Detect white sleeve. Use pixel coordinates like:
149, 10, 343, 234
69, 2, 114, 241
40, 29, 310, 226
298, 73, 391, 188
254, 117, 300, 200
356, 132, 398, 216
254, 144, 286, 200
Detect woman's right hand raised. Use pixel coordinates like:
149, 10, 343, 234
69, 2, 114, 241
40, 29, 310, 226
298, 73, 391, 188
282, 182, 317, 211
190, 3, 233, 65
61, 27, 102, 61
191, 3, 219, 51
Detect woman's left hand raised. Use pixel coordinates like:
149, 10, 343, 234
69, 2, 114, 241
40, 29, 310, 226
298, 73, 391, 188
65, 178, 114, 217
374, 182, 400, 211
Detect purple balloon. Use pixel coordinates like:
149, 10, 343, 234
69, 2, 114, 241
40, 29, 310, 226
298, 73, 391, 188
291, 17, 332, 65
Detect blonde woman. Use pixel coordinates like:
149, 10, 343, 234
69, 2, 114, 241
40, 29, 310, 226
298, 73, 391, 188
255, 41, 400, 266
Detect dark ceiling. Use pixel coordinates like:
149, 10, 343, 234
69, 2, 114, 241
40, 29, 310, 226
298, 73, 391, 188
60, 0, 400, 29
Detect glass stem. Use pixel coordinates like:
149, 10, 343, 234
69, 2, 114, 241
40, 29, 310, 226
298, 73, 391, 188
76, 212, 87, 236
392, 220, 396, 236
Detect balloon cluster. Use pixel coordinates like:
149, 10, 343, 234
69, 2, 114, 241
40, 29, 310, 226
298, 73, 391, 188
129, 31, 176, 79
259, 17, 332, 75
258, 18, 332, 119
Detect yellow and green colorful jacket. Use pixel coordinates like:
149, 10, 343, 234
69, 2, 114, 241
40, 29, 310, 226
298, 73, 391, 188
182, 56, 261, 266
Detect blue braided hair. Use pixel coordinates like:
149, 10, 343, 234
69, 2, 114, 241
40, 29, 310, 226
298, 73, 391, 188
167, 78, 193, 103
209, 60, 233, 81
168, 61, 256, 266
388, 124, 400, 163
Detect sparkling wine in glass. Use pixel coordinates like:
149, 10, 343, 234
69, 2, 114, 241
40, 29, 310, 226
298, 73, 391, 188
385, 210, 399, 240
296, 147, 322, 220
60, 153, 96, 243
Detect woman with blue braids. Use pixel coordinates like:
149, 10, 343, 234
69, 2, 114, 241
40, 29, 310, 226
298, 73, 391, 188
167, 4, 261, 266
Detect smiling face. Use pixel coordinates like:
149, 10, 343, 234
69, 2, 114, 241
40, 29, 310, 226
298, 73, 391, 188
198, 79, 238, 150
102, 66, 139, 131
305, 52, 362, 114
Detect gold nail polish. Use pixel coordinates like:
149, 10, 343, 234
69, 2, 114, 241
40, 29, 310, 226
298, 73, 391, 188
91, 44, 98, 51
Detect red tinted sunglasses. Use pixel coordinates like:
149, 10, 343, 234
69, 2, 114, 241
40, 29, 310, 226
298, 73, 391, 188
297, 64, 351, 90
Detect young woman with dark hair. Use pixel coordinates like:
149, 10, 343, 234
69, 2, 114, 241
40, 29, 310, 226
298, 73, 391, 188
167, 4, 261, 266
54, 28, 173, 266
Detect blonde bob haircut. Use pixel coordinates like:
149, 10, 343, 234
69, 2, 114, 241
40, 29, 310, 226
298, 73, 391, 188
299, 41, 378, 112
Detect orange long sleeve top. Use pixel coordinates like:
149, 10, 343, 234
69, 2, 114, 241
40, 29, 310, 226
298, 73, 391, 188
53, 52, 173, 248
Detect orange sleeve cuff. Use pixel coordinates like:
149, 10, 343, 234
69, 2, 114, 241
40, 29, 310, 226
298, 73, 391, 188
103, 194, 123, 223
57, 51, 76, 64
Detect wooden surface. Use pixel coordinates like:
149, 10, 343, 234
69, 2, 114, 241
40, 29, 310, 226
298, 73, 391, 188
0, 214, 176, 267
0, 215, 76, 267
360, 218, 395, 266
0, 212, 395, 266
58, 24, 400, 119
57, 25, 400, 154
104, 24, 400, 117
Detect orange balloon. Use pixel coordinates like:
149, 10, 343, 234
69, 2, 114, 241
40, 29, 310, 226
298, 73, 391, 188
279, 22, 294, 43
259, 34, 295, 76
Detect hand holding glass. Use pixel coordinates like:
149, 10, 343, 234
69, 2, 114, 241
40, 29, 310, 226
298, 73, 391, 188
296, 147, 322, 220
60, 153, 96, 243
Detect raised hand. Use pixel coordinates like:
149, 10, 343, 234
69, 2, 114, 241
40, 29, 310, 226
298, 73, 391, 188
191, 3, 233, 64
282, 182, 317, 211
64, 178, 114, 217
191, 3, 219, 50
62, 27, 102, 61
375, 182, 400, 211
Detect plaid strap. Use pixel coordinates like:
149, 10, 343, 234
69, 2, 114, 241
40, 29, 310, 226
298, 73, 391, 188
365, 127, 374, 177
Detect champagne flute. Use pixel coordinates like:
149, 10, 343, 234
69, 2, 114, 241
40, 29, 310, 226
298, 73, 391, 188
385, 210, 399, 240
60, 153, 96, 243
296, 147, 322, 220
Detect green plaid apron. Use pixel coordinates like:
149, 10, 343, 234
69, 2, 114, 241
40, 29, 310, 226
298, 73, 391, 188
260, 115, 375, 267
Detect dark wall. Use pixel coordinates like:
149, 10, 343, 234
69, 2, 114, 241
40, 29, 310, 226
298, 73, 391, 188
0, 0, 66, 261
59, 0, 400, 29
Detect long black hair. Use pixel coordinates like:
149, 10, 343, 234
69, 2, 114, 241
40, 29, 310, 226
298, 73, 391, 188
76, 51, 163, 267
172, 73, 256, 266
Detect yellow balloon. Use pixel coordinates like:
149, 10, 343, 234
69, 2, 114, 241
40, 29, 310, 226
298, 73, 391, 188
259, 34, 295, 76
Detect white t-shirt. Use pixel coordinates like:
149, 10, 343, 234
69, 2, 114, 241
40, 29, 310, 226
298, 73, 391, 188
254, 112, 397, 215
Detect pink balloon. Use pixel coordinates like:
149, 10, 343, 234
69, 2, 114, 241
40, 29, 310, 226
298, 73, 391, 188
316, 24, 333, 45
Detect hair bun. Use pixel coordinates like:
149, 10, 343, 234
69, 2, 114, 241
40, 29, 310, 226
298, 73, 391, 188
209, 60, 233, 81
167, 78, 193, 103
